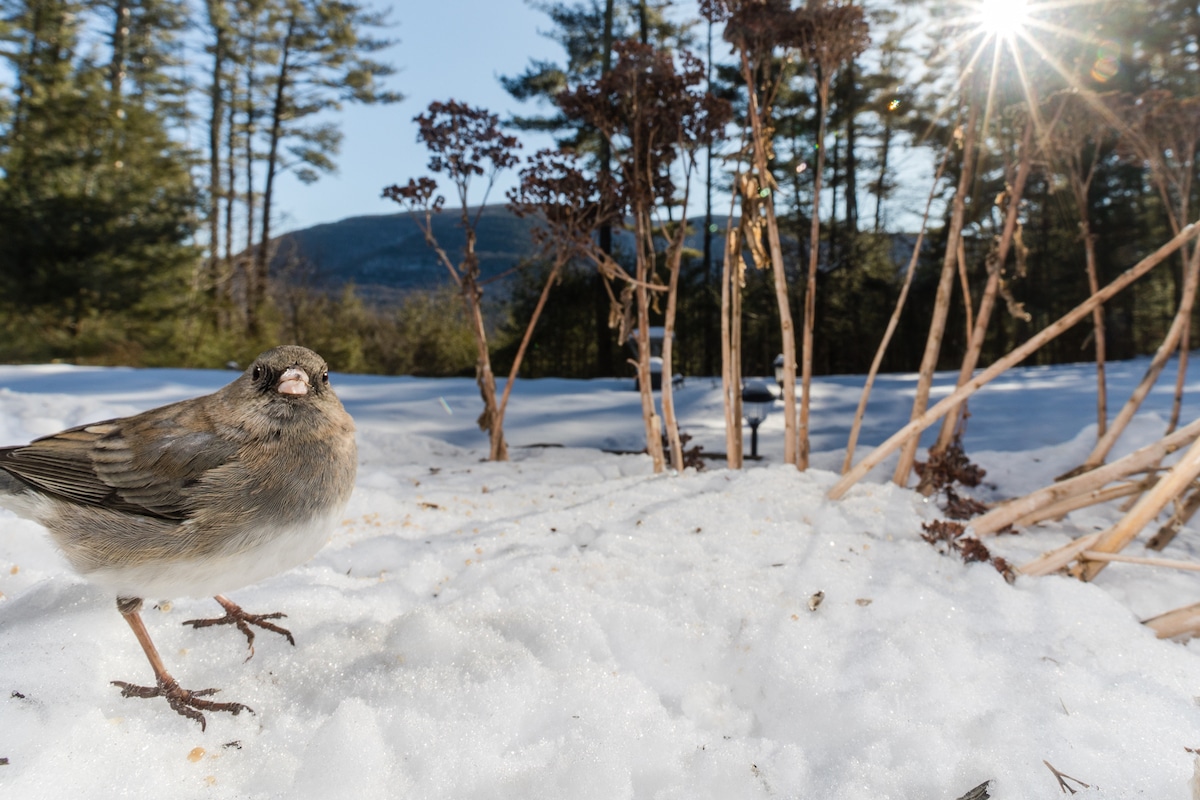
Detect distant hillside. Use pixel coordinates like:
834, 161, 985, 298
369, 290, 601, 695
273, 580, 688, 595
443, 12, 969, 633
269, 205, 542, 301
270, 205, 920, 302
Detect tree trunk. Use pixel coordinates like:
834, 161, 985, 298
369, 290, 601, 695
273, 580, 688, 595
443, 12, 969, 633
892, 99, 980, 487
800, 90, 832, 470
109, 0, 129, 97
206, 2, 227, 327
843, 60, 858, 235
873, 117, 891, 234
256, 12, 296, 325
1081, 218, 1107, 438
223, 96, 237, 317
594, 0, 615, 378
242, 24, 260, 334
703, 18, 716, 377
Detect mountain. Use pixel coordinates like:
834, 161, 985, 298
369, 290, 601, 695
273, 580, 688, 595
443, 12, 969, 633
269, 205, 543, 301
269, 206, 919, 303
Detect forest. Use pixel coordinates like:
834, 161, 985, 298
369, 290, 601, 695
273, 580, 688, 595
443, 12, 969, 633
0, 0, 1198, 394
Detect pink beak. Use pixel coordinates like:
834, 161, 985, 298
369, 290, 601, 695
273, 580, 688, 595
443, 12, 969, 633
276, 367, 310, 396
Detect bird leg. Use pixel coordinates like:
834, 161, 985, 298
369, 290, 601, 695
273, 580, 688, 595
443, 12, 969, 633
112, 596, 252, 730
182, 594, 295, 660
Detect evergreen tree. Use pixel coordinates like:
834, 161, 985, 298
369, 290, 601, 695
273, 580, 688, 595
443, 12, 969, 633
502, 0, 697, 377
251, 0, 401, 328
0, 0, 199, 362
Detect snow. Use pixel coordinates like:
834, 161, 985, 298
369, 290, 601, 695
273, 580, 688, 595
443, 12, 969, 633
1, 356, 1198, 799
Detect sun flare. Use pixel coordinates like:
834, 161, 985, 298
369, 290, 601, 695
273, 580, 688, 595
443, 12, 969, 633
976, 0, 1030, 39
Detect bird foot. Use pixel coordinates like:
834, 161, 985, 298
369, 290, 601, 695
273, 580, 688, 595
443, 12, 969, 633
183, 600, 295, 660
112, 676, 252, 731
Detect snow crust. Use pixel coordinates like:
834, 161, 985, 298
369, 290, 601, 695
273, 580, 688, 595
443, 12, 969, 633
0, 357, 1197, 799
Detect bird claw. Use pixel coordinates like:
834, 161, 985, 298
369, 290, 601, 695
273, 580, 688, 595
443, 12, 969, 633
183, 604, 295, 660
112, 677, 252, 731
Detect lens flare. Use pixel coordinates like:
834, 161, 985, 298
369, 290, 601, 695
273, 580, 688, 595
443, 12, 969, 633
1090, 39, 1121, 83
977, 0, 1029, 39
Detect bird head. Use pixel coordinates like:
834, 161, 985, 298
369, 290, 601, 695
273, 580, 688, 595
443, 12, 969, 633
227, 346, 349, 433
244, 346, 330, 399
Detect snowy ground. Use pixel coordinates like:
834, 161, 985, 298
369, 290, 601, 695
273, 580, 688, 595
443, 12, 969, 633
0, 356, 1197, 799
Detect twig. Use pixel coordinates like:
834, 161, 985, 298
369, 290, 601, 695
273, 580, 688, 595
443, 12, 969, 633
1080, 550, 1200, 572
1043, 760, 1091, 794
1018, 532, 1103, 577
843, 149, 950, 474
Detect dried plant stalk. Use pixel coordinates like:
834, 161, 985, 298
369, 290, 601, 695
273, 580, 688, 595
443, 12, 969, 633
1075, 431, 1200, 581
495, 255, 565, 441
1039, 90, 1112, 440
1080, 550, 1200, 572
1073, 239, 1200, 474
1146, 482, 1200, 550
631, 208, 666, 474
737, 44, 798, 467
956, 236, 973, 342
894, 101, 981, 487
1143, 601, 1200, 639
1019, 532, 1103, 577
1119, 93, 1200, 436
721, 188, 744, 469
974, 416, 1200, 536
828, 221, 1200, 501
842, 152, 949, 473
1010, 480, 1151, 530
656, 131, 702, 472
384, 102, 522, 462
796, 2, 869, 470
931, 116, 1037, 464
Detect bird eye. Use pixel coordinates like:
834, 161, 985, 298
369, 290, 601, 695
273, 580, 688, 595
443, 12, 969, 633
252, 366, 262, 381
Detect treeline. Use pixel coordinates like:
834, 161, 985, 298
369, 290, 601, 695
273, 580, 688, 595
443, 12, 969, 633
2, 0, 1200, 388
0, 0, 397, 366
488, 0, 1200, 382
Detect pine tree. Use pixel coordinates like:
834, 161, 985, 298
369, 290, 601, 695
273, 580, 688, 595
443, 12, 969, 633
254, 0, 400, 294
502, 0, 696, 377
0, 0, 198, 362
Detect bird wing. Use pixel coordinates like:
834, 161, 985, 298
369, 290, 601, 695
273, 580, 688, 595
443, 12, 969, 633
0, 401, 239, 521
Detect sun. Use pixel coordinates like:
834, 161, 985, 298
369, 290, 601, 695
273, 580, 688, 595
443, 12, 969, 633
976, 0, 1030, 39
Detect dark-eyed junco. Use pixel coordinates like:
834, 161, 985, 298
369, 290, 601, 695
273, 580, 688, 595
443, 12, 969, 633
0, 345, 357, 729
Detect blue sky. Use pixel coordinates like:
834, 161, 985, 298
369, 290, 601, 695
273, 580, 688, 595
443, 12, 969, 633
268, 0, 938, 236
272, 0, 565, 235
